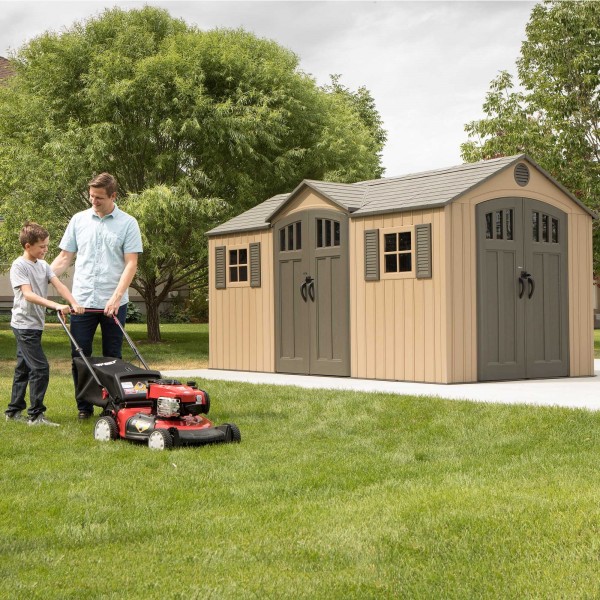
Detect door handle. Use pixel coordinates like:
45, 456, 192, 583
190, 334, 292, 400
528, 276, 535, 299
300, 276, 313, 302
518, 276, 525, 299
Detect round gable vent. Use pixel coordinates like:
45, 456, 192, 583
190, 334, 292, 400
514, 163, 530, 187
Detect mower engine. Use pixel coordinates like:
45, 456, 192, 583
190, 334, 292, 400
147, 379, 210, 418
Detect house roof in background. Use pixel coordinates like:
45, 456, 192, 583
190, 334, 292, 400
207, 154, 595, 236
0, 56, 15, 82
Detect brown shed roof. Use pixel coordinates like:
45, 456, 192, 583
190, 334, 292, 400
207, 154, 595, 236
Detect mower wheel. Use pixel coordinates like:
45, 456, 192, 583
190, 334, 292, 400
227, 423, 241, 443
148, 428, 173, 451
201, 391, 211, 415
94, 416, 118, 442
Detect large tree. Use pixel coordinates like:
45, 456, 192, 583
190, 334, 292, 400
0, 7, 386, 340
461, 0, 600, 263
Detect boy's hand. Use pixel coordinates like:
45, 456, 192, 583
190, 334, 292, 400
71, 303, 85, 315
56, 303, 71, 315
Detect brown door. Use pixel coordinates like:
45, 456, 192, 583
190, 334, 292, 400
477, 198, 568, 381
275, 210, 350, 376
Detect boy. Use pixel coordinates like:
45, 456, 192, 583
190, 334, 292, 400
5, 222, 84, 426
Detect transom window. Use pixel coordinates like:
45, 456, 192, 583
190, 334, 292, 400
381, 227, 414, 278
229, 248, 248, 283
316, 218, 340, 248
532, 212, 559, 244
485, 209, 514, 240
279, 221, 302, 251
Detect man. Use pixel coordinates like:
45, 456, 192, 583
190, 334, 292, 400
51, 173, 143, 419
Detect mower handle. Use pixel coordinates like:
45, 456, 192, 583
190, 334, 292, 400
55, 310, 105, 390
61, 308, 152, 371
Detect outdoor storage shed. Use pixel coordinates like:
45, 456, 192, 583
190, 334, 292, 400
207, 154, 595, 383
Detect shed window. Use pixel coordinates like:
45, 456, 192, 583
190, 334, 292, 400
316, 219, 341, 248
380, 227, 414, 278
229, 247, 248, 284
532, 211, 559, 244
280, 221, 302, 251
485, 209, 514, 241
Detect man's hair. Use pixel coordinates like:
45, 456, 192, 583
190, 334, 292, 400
19, 221, 49, 248
88, 172, 118, 196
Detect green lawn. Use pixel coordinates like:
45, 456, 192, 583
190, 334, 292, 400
2, 324, 600, 598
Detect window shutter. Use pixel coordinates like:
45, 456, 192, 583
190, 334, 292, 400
364, 229, 379, 281
250, 242, 261, 288
415, 223, 432, 279
215, 246, 226, 289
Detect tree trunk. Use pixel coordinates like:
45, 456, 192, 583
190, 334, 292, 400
145, 298, 162, 343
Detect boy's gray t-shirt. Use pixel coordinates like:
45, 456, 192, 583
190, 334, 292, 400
10, 257, 55, 330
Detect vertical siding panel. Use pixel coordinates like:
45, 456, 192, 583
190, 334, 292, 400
208, 239, 215, 368
348, 220, 356, 376
395, 278, 405, 381
384, 279, 395, 379
366, 217, 378, 379
464, 203, 476, 381
440, 207, 450, 383
222, 284, 231, 368
404, 279, 415, 380
423, 210, 435, 382
353, 219, 366, 378
413, 211, 425, 382
265, 231, 274, 372
375, 272, 386, 380
451, 204, 465, 381
242, 286, 250, 371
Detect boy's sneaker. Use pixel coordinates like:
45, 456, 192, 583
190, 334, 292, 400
27, 414, 60, 427
5, 412, 27, 422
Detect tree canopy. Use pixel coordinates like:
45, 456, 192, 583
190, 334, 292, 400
0, 6, 386, 339
461, 0, 600, 262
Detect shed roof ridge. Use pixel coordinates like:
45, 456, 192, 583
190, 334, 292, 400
361, 154, 524, 187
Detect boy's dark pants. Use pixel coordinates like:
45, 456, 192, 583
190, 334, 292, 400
69, 305, 127, 415
7, 328, 49, 418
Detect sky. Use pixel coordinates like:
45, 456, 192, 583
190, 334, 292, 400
0, 0, 537, 178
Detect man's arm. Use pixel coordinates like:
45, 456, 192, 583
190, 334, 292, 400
104, 252, 139, 315
50, 250, 75, 277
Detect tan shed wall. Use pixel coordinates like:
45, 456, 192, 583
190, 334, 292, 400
350, 208, 448, 383
450, 164, 594, 381
208, 230, 275, 372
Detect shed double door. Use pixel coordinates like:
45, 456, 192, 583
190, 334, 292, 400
275, 210, 350, 376
477, 198, 569, 381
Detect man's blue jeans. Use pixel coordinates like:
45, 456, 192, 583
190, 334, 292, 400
70, 305, 127, 414
7, 328, 49, 418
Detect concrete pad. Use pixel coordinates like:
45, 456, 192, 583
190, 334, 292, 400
162, 360, 600, 411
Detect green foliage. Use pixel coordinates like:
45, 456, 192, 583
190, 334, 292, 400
0, 6, 386, 337
125, 301, 143, 324
462, 0, 600, 263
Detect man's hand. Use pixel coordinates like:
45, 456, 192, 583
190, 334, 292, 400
71, 303, 85, 315
104, 294, 122, 316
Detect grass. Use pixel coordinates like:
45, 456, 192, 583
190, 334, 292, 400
1, 324, 600, 598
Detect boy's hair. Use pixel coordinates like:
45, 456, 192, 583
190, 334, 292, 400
88, 172, 117, 196
19, 221, 49, 248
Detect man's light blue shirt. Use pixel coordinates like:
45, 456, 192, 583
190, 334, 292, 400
59, 205, 142, 308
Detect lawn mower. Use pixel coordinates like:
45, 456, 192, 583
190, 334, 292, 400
57, 309, 240, 450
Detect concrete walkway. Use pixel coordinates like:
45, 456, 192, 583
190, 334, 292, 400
163, 360, 600, 411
